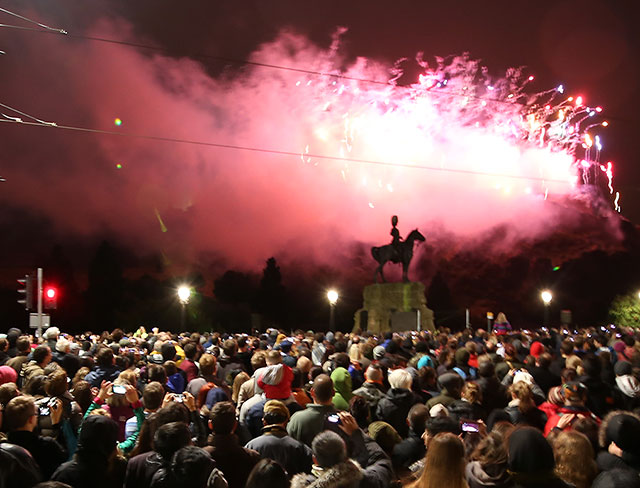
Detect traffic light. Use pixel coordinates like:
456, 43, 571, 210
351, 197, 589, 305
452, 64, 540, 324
17, 274, 35, 310
44, 286, 58, 309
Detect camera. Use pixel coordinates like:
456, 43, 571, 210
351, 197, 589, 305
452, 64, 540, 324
326, 414, 341, 424
174, 394, 184, 403
112, 384, 127, 395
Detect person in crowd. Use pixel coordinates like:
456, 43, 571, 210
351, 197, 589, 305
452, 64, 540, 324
392, 403, 429, 475
551, 430, 598, 488
3, 395, 67, 479
291, 368, 312, 407
352, 364, 386, 417
507, 426, 572, 488
597, 411, 640, 475
22, 346, 52, 394
331, 353, 354, 411
125, 381, 164, 438
291, 415, 393, 488
178, 342, 199, 383
475, 359, 509, 413
376, 369, 419, 438
287, 374, 336, 447
426, 372, 463, 410
504, 381, 547, 431
52, 415, 127, 488
544, 381, 600, 436
612, 360, 640, 410
466, 432, 511, 488
52, 337, 81, 380
245, 399, 313, 476
150, 445, 227, 488
84, 347, 120, 388
0, 441, 42, 488
204, 401, 260, 488
407, 432, 468, 488
449, 381, 485, 421
216, 339, 245, 386
578, 354, 616, 418
124, 421, 192, 488
525, 352, 560, 395
6, 335, 32, 377
246, 459, 290, 488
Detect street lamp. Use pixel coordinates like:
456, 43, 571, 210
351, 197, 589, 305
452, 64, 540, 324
541, 290, 552, 326
327, 289, 339, 331
177, 285, 191, 331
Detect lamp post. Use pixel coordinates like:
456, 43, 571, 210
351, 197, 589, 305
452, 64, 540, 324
541, 290, 552, 327
327, 289, 339, 331
177, 285, 191, 331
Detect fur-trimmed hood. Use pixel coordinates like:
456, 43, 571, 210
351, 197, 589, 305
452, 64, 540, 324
290, 460, 363, 488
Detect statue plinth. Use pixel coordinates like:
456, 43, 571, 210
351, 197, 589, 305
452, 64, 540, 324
353, 282, 435, 334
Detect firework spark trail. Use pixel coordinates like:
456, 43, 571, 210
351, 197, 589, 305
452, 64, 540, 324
296, 49, 617, 211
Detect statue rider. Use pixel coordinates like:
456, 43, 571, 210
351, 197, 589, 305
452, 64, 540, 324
390, 215, 403, 261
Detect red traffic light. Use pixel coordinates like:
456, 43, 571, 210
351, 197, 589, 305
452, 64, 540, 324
44, 286, 58, 309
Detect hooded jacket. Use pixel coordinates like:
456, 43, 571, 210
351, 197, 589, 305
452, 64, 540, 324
375, 387, 419, 438
245, 425, 313, 476
465, 461, 513, 488
331, 367, 353, 411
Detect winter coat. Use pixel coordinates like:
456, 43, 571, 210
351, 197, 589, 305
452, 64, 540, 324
477, 376, 509, 413
391, 430, 425, 473
84, 365, 121, 388
291, 460, 363, 488
52, 350, 81, 379
258, 363, 293, 400
7, 430, 67, 480
352, 382, 386, 418
287, 403, 336, 447
124, 451, 164, 488
331, 367, 353, 411
579, 374, 617, 418
375, 388, 419, 438
0, 442, 42, 488
543, 405, 600, 436
245, 425, 313, 476
204, 434, 260, 488
503, 402, 547, 431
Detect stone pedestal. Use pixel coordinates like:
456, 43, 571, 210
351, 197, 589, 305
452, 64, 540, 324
353, 282, 435, 334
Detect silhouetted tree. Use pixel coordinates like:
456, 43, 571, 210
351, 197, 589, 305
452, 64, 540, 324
258, 257, 286, 326
86, 241, 124, 331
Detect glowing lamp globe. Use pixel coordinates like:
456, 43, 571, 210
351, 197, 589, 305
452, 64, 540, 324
177, 286, 191, 304
541, 290, 553, 305
327, 290, 339, 306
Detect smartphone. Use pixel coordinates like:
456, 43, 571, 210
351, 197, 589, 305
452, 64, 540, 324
327, 414, 341, 424
39, 406, 50, 416
174, 394, 184, 403
461, 421, 479, 433
112, 384, 127, 395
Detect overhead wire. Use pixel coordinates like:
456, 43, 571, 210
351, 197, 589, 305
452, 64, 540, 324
0, 113, 571, 185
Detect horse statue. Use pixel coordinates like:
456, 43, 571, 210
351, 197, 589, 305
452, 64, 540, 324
371, 229, 425, 283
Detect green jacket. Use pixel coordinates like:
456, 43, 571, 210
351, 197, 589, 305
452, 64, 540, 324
82, 401, 145, 455
287, 403, 335, 447
331, 367, 353, 411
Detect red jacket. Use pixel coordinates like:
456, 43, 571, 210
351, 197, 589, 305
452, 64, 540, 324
544, 405, 600, 437
258, 364, 293, 400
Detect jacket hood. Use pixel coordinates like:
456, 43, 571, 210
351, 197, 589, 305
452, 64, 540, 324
466, 461, 512, 487
331, 368, 353, 402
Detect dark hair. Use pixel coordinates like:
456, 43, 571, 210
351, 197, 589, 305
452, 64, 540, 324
183, 343, 197, 360
16, 336, 31, 353
71, 380, 93, 414
222, 339, 237, 357
45, 369, 68, 397
537, 352, 552, 369
245, 459, 289, 488
32, 345, 50, 365
471, 432, 507, 467
148, 364, 168, 384
334, 353, 350, 370
170, 446, 215, 487
209, 401, 236, 435
143, 381, 165, 411
95, 347, 114, 368
560, 340, 574, 356
349, 395, 370, 428
291, 368, 305, 389
131, 403, 191, 457
153, 422, 192, 460
309, 366, 324, 382
582, 354, 601, 378
408, 403, 430, 436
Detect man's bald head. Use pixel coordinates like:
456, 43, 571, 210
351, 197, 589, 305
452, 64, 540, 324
365, 364, 383, 383
312, 374, 334, 405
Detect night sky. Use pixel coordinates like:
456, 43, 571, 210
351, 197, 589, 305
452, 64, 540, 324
1, 1, 639, 328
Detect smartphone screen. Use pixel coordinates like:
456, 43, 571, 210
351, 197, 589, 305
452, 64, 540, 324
461, 422, 479, 433
112, 384, 127, 395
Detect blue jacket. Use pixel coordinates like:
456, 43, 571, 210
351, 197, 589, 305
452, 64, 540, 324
84, 365, 120, 388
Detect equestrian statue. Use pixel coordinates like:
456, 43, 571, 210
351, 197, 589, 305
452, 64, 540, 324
371, 215, 425, 283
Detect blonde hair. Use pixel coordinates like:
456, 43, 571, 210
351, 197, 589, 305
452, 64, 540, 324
553, 431, 597, 488
409, 433, 468, 488
232, 372, 250, 403
462, 382, 481, 404
509, 381, 535, 413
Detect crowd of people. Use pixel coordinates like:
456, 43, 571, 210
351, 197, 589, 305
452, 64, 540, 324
1, 319, 640, 488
